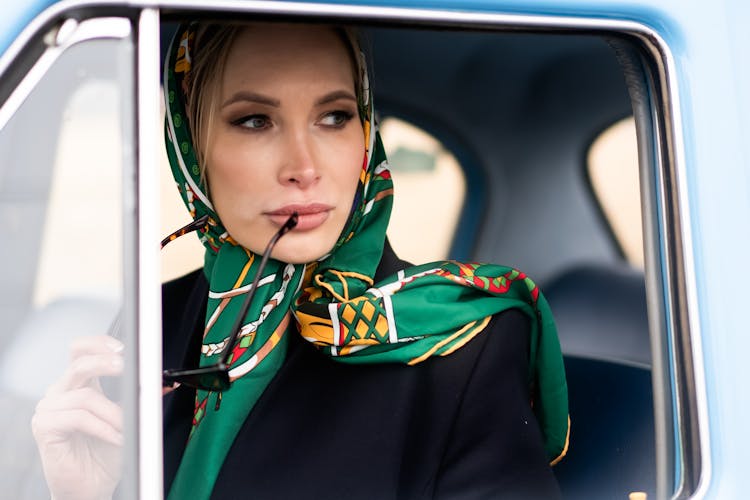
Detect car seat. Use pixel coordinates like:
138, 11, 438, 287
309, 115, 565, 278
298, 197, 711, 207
545, 263, 655, 499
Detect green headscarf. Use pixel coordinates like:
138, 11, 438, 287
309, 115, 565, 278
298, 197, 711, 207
164, 23, 568, 500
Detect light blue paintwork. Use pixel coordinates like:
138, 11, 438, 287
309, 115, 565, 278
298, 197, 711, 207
2, 0, 748, 497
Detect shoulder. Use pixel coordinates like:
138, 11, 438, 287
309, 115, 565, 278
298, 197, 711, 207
161, 268, 207, 365
434, 308, 560, 498
476, 308, 531, 370
162, 268, 205, 302
376, 240, 532, 379
162, 268, 206, 319
421, 308, 532, 386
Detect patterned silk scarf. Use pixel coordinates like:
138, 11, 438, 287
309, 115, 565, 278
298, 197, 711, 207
164, 24, 569, 500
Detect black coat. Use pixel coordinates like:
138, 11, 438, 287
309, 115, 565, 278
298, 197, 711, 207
162, 243, 561, 499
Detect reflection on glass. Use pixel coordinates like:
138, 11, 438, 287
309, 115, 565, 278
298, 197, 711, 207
0, 37, 130, 499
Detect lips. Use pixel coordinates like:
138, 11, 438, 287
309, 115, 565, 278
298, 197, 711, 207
265, 203, 333, 231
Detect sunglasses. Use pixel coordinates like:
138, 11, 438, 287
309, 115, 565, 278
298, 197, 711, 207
161, 212, 298, 392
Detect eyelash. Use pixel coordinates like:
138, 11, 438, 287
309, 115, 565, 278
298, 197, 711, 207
230, 110, 356, 131
320, 110, 355, 128
232, 115, 270, 130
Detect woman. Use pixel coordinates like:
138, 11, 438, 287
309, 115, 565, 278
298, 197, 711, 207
33, 21, 568, 500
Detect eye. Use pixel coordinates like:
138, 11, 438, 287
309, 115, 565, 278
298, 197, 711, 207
233, 114, 270, 130
319, 110, 355, 128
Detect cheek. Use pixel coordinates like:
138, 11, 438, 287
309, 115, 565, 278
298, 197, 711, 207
207, 133, 240, 185
335, 130, 366, 188
207, 138, 274, 188
332, 156, 363, 210
205, 144, 268, 223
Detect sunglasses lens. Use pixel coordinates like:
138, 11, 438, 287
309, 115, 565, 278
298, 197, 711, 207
163, 366, 231, 391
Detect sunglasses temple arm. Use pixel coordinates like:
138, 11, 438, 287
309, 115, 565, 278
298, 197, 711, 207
218, 213, 298, 366
160, 214, 210, 249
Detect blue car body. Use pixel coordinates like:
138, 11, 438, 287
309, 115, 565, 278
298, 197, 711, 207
1, 1, 748, 498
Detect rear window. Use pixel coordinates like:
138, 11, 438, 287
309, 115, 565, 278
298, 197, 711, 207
587, 116, 643, 268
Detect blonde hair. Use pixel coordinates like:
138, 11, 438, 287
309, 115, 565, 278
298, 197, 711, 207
185, 24, 243, 183
184, 23, 366, 189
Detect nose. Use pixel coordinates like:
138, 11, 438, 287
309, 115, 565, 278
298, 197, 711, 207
278, 129, 320, 189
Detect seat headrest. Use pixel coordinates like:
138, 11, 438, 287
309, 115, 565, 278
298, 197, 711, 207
545, 263, 650, 368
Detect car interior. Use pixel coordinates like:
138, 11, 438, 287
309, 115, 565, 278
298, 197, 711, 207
0, 10, 657, 499
365, 26, 654, 498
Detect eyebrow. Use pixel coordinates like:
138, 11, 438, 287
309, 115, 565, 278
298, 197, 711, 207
222, 91, 280, 109
316, 90, 357, 106
221, 89, 357, 109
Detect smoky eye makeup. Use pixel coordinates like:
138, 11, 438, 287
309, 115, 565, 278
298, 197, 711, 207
319, 110, 356, 127
231, 114, 272, 130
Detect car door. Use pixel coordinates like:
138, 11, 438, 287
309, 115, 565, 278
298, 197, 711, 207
0, 2, 718, 499
0, 12, 143, 499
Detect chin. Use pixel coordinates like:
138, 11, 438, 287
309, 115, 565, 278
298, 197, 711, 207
270, 237, 336, 264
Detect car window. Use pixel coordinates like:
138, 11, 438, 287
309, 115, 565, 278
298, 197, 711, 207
0, 25, 137, 499
0, 6, 707, 499
370, 117, 466, 264
587, 116, 643, 268
156, 18, 666, 498
154, 12, 706, 499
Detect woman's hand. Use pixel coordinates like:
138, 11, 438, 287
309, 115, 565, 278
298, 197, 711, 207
31, 335, 125, 500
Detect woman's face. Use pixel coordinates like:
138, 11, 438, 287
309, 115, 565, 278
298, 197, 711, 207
206, 24, 364, 263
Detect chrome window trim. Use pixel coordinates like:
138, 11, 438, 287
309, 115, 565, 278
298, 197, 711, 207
0, 2, 709, 499
0, 16, 131, 131
136, 8, 164, 500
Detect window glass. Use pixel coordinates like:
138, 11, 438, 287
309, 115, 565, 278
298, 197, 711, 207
0, 35, 134, 498
587, 116, 643, 268
156, 19, 665, 499
32, 80, 123, 306
379, 117, 466, 264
